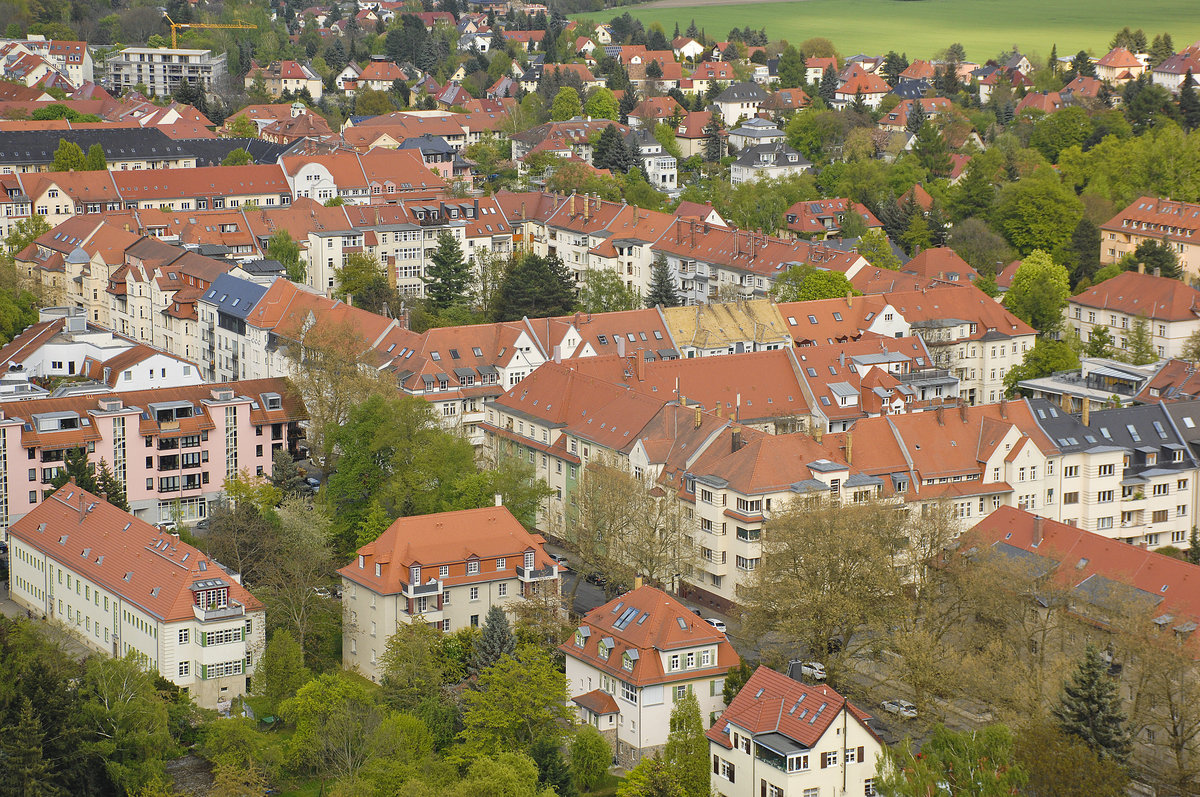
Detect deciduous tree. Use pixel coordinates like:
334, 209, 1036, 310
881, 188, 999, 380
266, 230, 304, 283
663, 692, 708, 797
459, 646, 572, 756
1003, 249, 1070, 333
255, 630, 311, 716
580, 268, 640, 312
570, 725, 611, 792
769, 265, 857, 302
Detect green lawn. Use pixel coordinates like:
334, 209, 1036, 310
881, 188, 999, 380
605, 0, 1200, 60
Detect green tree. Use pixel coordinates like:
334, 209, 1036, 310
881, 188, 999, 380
876, 724, 1027, 796
1188, 526, 1200, 564
1003, 249, 1070, 333
221, 148, 253, 166
492, 253, 575, 321
470, 605, 517, 678
769, 265, 857, 302
551, 86, 583, 121
1085, 325, 1114, 358
1180, 70, 1200, 131
531, 735, 577, 797
662, 692, 708, 797
580, 268, 639, 313
818, 65, 838, 103
618, 757, 686, 797
593, 123, 632, 174
992, 170, 1083, 255
269, 449, 310, 498
424, 231, 471, 312
355, 86, 397, 116
335, 252, 401, 315
1053, 645, 1132, 763
50, 447, 98, 493
777, 45, 806, 88
583, 87, 619, 120
225, 114, 257, 137
279, 671, 383, 779
570, 725, 611, 792
455, 752, 557, 796
1031, 106, 1093, 163
51, 139, 85, 172
1069, 217, 1102, 286
255, 630, 311, 716
460, 646, 572, 756
1129, 238, 1181, 279
355, 501, 393, 548
913, 123, 951, 177
266, 230, 304, 283
94, 459, 129, 511
1014, 719, 1129, 797
6, 214, 51, 254
0, 697, 56, 797
723, 660, 753, 705
1184, 329, 1200, 362
380, 619, 449, 712
1125, 316, 1158, 365
905, 98, 927, 135
901, 215, 933, 255
84, 143, 106, 171
645, 254, 680, 307
1004, 338, 1080, 395
855, 228, 901, 270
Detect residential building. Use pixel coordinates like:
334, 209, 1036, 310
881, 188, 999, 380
1095, 47, 1146, 84
0, 380, 304, 530
708, 666, 882, 797
833, 71, 891, 109
244, 60, 324, 101
712, 83, 768, 126
107, 48, 228, 97
339, 504, 560, 681
1151, 43, 1200, 92
1017, 356, 1160, 412
661, 300, 791, 358
1067, 269, 1200, 360
901, 247, 980, 286
562, 585, 739, 766
625, 128, 678, 192
0, 129, 196, 173
1099, 197, 1200, 280
729, 143, 811, 186
727, 118, 784, 151
783, 199, 881, 239
7, 483, 266, 709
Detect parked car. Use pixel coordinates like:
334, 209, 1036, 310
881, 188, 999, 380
704, 618, 727, 633
800, 661, 826, 681
193, 519, 209, 533
549, 553, 568, 569
881, 699, 917, 719
312, 586, 331, 599
585, 572, 608, 586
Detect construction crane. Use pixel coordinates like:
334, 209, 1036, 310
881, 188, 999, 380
164, 15, 257, 49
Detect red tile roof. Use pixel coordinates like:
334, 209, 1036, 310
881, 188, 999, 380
561, 585, 738, 686
902, 247, 980, 284
1069, 270, 1200, 322
708, 666, 876, 749
886, 284, 1035, 339
572, 688, 620, 715
1097, 47, 1142, 68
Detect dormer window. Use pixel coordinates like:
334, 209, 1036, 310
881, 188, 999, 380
375, 563, 381, 577
358, 555, 364, 569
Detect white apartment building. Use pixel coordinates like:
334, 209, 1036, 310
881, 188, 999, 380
562, 585, 739, 767
1067, 269, 1200, 361
107, 48, 228, 97
7, 483, 266, 709
339, 504, 560, 682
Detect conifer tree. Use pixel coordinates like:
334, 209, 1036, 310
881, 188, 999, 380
531, 735, 577, 797
645, 254, 680, 307
84, 143, 106, 171
1126, 317, 1158, 365
1180, 70, 1200, 131
663, 691, 709, 797
470, 605, 516, 677
618, 88, 638, 123
703, 115, 723, 162
95, 459, 129, 511
1053, 644, 1132, 763
51, 139, 85, 171
905, 99, 926, 135
0, 698, 54, 796
50, 447, 97, 492
423, 231, 470, 312
819, 65, 838, 102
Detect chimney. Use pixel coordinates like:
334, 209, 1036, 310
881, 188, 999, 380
936, 405, 944, 425
844, 431, 852, 463
813, 424, 824, 442
617, 335, 626, 357
716, 402, 723, 418
570, 192, 576, 215
1138, 261, 1146, 274
520, 201, 526, 220
846, 290, 853, 308
959, 401, 968, 423
1154, 266, 1161, 278
584, 196, 589, 221
553, 344, 562, 364
694, 406, 702, 429
731, 427, 743, 452
1082, 398, 1090, 427
999, 395, 1008, 419
635, 349, 646, 381
494, 493, 503, 507
1032, 515, 1043, 546
735, 392, 741, 421
634, 575, 643, 589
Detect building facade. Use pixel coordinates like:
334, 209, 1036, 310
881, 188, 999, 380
107, 48, 228, 97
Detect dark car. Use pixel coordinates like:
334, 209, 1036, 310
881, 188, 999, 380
585, 572, 608, 586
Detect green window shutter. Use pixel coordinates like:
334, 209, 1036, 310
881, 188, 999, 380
200, 664, 207, 680
200, 633, 207, 647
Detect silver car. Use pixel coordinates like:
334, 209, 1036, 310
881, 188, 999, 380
881, 699, 917, 719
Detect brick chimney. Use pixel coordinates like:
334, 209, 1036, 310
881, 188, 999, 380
1032, 515, 1043, 546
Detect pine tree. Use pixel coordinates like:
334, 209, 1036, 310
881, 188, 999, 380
50, 447, 97, 493
492, 253, 575, 321
645, 254, 680, 307
531, 735, 577, 797
625, 134, 644, 178
1125, 317, 1158, 365
850, 89, 867, 115
905, 99, 927, 135
1188, 526, 1200, 565
593, 124, 626, 172
95, 459, 129, 511
1049, 43, 1058, 71
270, 449, 309, 498
703, 115, 723, 162
0, 698, 54, 797
1180, 70, 1200, 131
663, 691, 709, 797
1054, 645, 1132, 763
618, 88, 638, 123
423, 231, 470, 312
470, 605, 516, 677
819, 65, 838, 102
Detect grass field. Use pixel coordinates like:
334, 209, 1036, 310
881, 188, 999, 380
604, 0, 1200, 60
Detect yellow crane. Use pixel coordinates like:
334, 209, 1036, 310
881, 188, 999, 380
164, 15, 257, 49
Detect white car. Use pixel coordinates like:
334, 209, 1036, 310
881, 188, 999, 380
704, 618, 727, 633
881, 699, 917, 719
800, 661, 826, 681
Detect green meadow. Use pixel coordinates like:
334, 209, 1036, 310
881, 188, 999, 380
605, 0, 1200, 60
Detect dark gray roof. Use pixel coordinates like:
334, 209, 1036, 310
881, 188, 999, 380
0, 128, 190, 165
1087, 403, 1194, 471
1027, 398, 1098, 452
715, 82, 769, 103
889, 79, 930, 99
202, 273, 269, 320
177, 137, 288, 167
239, 259, 286, 276
398, 133, 455, 155
732, 142, 811, 169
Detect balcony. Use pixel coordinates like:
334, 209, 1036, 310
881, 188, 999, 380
403, 580, 442, 599
517, 564, 557, 581
193, 601, 245, 621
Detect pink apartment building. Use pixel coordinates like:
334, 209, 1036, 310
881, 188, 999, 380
0, 379, 305, 536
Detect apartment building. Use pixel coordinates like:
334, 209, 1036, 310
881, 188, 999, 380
1100, 197, 1200, 280
0, 380, 304, 532
708, 666, 881, 797
0, 129, 196, 174
661, 300, 791, 358
107, 48, 228, 97
7, 483, 266, 709
244, 60, 324, 101
339, 504, 560, 681
562, 585, 739, 767
1067, 269, 1200, 361
886, 285, 1037, 405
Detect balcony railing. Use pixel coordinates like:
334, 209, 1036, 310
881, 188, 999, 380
403, 580, 442, 598
193, 601, 245, 621
517, 565, 557, 581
